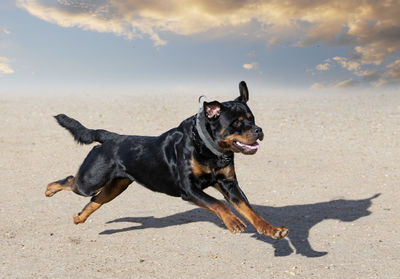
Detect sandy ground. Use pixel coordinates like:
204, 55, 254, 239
0, 90, 399, 278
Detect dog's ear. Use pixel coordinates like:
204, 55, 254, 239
204, 101, 222, 119
236, 81, 249, 103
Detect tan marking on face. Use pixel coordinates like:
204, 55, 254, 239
218, 130, 255, 152
217, 165, 235, 180
238, 116, 244, 121
191, 157, 212, 178
247, 113, 251, 119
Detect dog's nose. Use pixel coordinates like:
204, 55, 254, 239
253, 127, 262, 134
252, 126, 264, 141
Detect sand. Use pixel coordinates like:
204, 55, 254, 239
0, 91, 399, 278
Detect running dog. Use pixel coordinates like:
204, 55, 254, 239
45, 81, 288, 239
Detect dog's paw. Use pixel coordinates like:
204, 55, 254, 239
256, 222, 289, 240
45, 183, 61, 197
224, 215, 246, 234
73, 214, 85, 225
271, 227, 289, 240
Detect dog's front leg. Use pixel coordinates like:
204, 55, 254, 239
215, 179, 288, 239
182, 185, 246, 234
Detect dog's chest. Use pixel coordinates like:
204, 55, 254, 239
191, 158, 235, 189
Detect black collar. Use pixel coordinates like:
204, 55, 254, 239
195, 108, 228, 157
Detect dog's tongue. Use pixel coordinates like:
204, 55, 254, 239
236, 141, 259, 151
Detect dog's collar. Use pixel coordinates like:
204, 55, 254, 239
195, 108, 227, 157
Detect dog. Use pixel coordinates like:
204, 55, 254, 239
45, 81, 288, 239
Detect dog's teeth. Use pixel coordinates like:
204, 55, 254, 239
236, 141, 258, 148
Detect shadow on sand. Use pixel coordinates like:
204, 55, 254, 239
100, 193, 380, 257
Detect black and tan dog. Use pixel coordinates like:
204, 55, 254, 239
46, 81, 288, 239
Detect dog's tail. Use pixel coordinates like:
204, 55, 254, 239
54, 114, 120, 144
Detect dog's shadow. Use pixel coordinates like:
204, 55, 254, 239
100, 193, 380, 257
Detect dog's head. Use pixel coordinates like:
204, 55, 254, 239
202, 81, 263, 155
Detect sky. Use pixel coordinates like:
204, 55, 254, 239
0, 0, 399, 95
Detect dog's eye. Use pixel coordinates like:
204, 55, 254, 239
232, 120, 241, 128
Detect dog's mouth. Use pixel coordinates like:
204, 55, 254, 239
232, 140, 260, 155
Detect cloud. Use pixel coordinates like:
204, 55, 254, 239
334, 78, 359, 88
332, 57, 360, 72
310, 82, 325, 89
17, 0, 400, 86
385, 59, 400, 82
311, 78, 361, 89
371, 78, 387, 88
267, 37, 280, 48
18, 0, 253, 47
0, 26, 11, 35
16, 1, 400, 51
0, 56, 14, 75
316, 63, 330, 71
312, 56, 396, 88
354, 70, 380, 82
242, 62, 258, 70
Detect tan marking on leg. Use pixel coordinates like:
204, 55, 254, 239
192, 200, 246, 233
73, 178, 132, 224
73, 202, 101, 224
234, 200, 288, 239
45, 176, 74, 197
213, 185, 288, 239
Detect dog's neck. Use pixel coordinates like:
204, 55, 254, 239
195, 108, 230, 158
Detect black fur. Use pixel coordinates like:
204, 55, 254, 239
54, 114, 120, 144
48, 81, 288, 239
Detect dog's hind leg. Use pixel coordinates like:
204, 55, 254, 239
45, 175, 75, 197
73, 178, 132, 224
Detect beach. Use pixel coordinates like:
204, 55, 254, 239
0, 91, 399, 278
